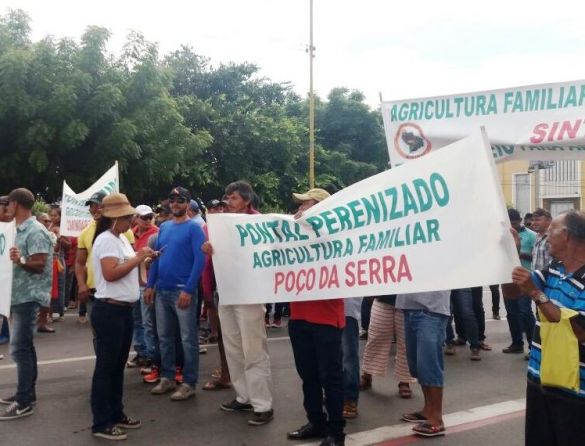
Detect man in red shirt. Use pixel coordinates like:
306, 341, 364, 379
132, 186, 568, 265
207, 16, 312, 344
286, 188, 346, 446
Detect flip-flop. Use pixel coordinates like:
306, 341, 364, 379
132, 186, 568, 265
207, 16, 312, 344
412, 422, 446, 437
202, 380, 232, 391
401, 412, 428, 423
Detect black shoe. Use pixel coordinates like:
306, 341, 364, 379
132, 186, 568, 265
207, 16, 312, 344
320, 435, 345, 446
0, 402, 34, 420
92, 425, 127, 440
115, 415, 141, 429
287, 422, 327, 440
0, 395, 36, 406
220, 399, 254, 412
502, 344, 524, 354
248, 409, 274, 425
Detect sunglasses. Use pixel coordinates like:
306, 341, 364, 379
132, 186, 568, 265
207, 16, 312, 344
168, 197, 187, 204
139, 214, 153, 221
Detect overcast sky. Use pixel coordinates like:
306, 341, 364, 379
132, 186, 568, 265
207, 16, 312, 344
3, 0, 585, 107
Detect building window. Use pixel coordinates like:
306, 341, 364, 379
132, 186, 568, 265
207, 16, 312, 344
514, 173, 531, 216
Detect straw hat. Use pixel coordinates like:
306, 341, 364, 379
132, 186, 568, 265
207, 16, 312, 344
101, 193, 137, 218
292, 188, 330, 204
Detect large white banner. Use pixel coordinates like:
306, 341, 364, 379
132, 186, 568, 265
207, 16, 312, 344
381, 79, 585, 167
208, 128, 520, 305
0, 221, 15, 317
60, 163, 119, 237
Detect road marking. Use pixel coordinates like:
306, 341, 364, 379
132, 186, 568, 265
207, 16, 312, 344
0, 336, 291, 370
298, 399, 526, 446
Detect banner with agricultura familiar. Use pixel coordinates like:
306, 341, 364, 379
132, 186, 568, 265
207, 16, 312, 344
0, 221, 15, 317
208, 128, 520, 305
60, 163, 119, 237
381, 79, 585, 167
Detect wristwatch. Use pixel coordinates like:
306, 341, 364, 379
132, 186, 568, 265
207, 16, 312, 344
533, 293, 550, 305
18, 256, 26, 266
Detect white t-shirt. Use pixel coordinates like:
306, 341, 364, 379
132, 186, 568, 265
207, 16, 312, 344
92, 230, 139, 303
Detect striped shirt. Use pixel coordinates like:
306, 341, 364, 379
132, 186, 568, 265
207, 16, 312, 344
529, 261, 585, 398
531, 233, 551, 272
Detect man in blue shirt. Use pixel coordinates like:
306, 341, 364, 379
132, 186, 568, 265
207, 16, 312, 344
512, 209, 585, 445
144, 187, 206, 401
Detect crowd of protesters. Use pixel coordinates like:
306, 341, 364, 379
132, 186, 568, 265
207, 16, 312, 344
0, 182, 584, 446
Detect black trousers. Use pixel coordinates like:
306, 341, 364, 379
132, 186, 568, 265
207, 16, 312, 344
289, 320, 345, 438
526, 379, 585, 446
90, 301, 134, 432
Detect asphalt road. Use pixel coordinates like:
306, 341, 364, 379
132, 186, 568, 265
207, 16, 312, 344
0, 291, 529, 446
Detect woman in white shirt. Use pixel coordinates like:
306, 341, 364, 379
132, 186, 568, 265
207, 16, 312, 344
90, 193, 154, 441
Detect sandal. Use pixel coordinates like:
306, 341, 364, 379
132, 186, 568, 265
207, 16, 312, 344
211, 368, 222, 379
412, 422, 446, 437
398, 382, 412, 399
401, 412, 428, 423
359, 373, 372, 390
480, 341, 492, 351
342, 401, 358, 419
202, 380, 232, 391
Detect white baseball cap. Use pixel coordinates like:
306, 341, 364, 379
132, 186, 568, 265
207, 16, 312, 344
135, 204, 154, 216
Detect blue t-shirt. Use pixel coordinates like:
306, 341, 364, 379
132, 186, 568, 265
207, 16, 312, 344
146, 219, 205, 294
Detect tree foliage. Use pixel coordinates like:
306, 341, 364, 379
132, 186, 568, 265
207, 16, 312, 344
0, 9, 389, 210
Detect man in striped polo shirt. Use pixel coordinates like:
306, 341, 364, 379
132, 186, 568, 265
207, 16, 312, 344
512, 209, 585, 445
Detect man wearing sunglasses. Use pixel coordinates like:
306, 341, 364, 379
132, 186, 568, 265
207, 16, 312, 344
127, 205, 159, 369
144, 187, 206, 401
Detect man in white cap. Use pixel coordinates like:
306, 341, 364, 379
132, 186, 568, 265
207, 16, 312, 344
127, 205, 159, 368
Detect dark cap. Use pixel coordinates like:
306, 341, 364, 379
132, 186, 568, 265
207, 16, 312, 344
207, 199, 228, 209
189, 199, 200, 211
507, 208, 521, 222
169, 186, 191, 201
7, 188, 35, 210
85, 190, 108, 206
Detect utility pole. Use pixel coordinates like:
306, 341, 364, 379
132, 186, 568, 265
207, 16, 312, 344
308, 0, 315, 188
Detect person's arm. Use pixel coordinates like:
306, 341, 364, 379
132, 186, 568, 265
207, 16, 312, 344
9, 248, 48, 274
100, 248, 154, 282
178, 225, 206, 309
200, 226, 214, 303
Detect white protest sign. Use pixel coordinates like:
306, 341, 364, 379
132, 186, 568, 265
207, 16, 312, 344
0, 221, 15, 316
208, 128, 520, 305
381, 79, 585, 167
60, 163, 119, 237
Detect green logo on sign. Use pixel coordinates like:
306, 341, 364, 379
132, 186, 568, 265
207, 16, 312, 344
0, 233, 5, 255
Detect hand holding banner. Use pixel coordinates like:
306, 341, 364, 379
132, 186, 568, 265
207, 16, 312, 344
208, 128, 520, 305
0, 221, 15, 317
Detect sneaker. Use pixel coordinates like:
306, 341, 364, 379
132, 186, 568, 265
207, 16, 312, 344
220, 399, 254, 412
271, 319, 282, 328
143, 366, 160, 384
492, 312, 501, 320
151, 378, 176, 395
78, 316, 88, 324
140, 365, 153, 376
248, 409, 274, 425
175, 367, 184, 384
453, 337, 467, 346
126, 355, 143, 368
0, 402, 33, 420
92, 425, 127, 440
116, 415, 141, 429
265, 319, 271, 328
502, 344, 524, 354
199, 347, 207, 355
470, 349, 481, 361
444, 344, 455, 356
0, 354, 3, 360
170, 384, 196, 401
0, 395, 36, 406
359, 330, 368, 340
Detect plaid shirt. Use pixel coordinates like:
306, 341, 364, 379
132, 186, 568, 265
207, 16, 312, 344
531, 233, 551, 271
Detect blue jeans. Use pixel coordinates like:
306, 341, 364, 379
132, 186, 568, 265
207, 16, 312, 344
403, 309, 448, 387
0, 315, 9, 342
342, 316, 360, 403
131, 288, 146, 356
504, 296, 536, 346
10, 302, 40, 406
447, 288, 480, 350
155, 290, 199, 386
141, 289, 159, 364
90, 300, 133, 432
